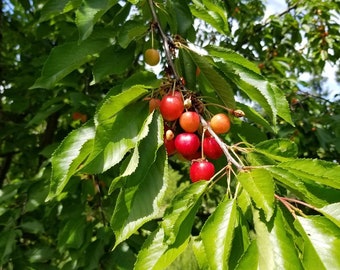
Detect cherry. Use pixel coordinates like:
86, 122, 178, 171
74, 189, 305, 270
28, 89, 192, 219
72, 112, 87, 123
179, 111, 200, 133
160, 92, 184, 121
164, 138, 176, 156
183, 150, 201, 161
210, 113, 231, 134
203, 137, 223, 160
174, 133, 200, 156
149, 98, 161, 112
144, 48, 160, 66
190, 160, 215, 182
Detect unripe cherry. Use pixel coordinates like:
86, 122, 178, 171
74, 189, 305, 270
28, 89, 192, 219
144, 48, 160, 66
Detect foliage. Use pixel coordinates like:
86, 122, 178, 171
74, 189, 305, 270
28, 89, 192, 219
1, 0, 340, 269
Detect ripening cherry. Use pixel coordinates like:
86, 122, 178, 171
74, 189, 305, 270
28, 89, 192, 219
179, 111, 200, 132
190, 160, 215, 182
174, 133, 200, 157
149, 98, 161, 112
160, 92, 184, 121
210, 113, 231, 134
203, 137, 223, 160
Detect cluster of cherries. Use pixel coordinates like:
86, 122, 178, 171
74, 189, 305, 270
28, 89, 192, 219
149, 90, 231, 183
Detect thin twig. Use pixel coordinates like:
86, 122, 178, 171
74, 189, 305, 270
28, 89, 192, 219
147, 0, 180, 80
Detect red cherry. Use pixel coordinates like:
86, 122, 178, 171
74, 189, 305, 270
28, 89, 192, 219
164, 138, 176, 156
72, 112, 87, 123
183, 149, 201, 161
174, 133, 200, 156
203, 137, 223, 160
190, 160, 215, 182
160, 92, 184, 121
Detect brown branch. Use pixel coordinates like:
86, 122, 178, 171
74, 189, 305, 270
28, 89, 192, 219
147, 0, 180, 80
263, 1, 300, 27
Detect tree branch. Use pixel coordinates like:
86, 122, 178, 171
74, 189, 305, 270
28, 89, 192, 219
147, 0, 180, 80
200, 116, 243, 170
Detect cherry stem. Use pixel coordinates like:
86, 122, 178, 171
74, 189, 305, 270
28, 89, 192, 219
276, 195, 318, 211
151, 26, 154, 48
275, 194, 312, 218
147, 0, 180, 80
201, 128, 206, 159
200, 116, 243, 170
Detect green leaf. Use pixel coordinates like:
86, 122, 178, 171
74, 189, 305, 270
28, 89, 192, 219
84, 106, 148, 174
21, 219, 44, 234
238, 169, 275, 221
92, 43, 136, 83
26, 98, 64, 127
167, 1, 194, 37
253, 207, 303, 269
186, 48, 236, 109
111, 113, 166, 247
162, 181, 209, 245
31, 39, 111, 89
190, 0, 229, 35
134, 181, 208, 270
25, 246, 55, 263
294, 216, 340, 270
58, 215, 87, 250
253, 139, 298, 162
232, 66, 276, 122
134, 227, 190, 270
95, 84, 148, 125
265, 167, 332, 207
39, 0, 74, 22
83, 90, 149, 174
167, 239, 200, 270
234, 240, 258, 270
277, 159, 340, 189
0, 230, 17, 265
206, 46, 260, 74
48, 123, 95, 200
214, 55, 292, 126
318, 203, 340, 228
76, 0, 118, 41
118, 21, 149, 49
236, 102, 273, 133
201, 198, 237, 270
269, 83, 294, 125
177, 48, 197, 90
122, 71, 160, 90
192, 237, 209, 270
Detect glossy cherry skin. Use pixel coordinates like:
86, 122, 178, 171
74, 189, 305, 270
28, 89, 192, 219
174, 133, 200, 156
190, 160, 215, 182
210, 113, 231, 134
179, 111, 200, 132
160, 93, 184, 121
203, 137, 223, 160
